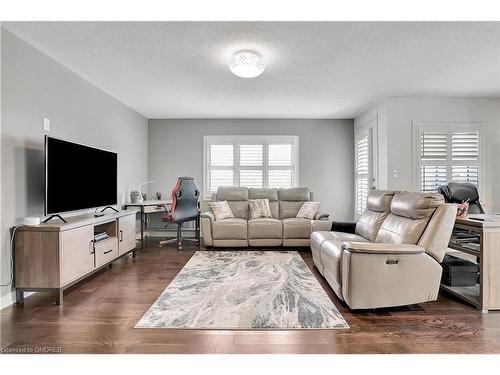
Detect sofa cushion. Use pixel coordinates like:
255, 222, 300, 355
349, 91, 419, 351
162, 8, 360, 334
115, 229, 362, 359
248, 199, 273, 219
375, 192, 444, 245
227, 201, 249, 219
375, 213, 430, 245
216, 186, 249, 201
366, 190, 397, 212
355, 210, 389, 242
248, 188, 278, 201
390, 192, 444, 219
212, 218, 248, 240
282, 218, 311, 239
278, 187, 311, 201
248, 218, 282, 239
279, 201, 305, 219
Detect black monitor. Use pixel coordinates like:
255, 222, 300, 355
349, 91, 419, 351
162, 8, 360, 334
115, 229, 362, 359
45, 136, 117, 215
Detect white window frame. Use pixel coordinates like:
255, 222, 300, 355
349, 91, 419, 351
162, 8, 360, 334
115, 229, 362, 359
412, 121, 484, 194
203, 135, 299, 200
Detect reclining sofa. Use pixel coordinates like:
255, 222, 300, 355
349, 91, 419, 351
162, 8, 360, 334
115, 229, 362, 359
201, 187, 331, 247
311, 190, 456, 309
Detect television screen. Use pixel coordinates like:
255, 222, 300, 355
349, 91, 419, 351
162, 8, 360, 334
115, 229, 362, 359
45, 136, 117, 214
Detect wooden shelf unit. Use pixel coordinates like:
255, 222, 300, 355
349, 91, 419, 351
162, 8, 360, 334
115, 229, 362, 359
14, 210, 137, 305
441, 215, 500, 313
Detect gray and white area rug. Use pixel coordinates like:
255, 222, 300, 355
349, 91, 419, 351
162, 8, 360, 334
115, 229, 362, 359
135, 251, 349, 329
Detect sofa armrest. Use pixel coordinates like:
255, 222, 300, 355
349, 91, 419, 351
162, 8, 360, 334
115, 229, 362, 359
200, 211, 215, 222
331, 221, 357, 234
341, 241, 426, 255
314, 212, 330, 220
200, 211, 215, 247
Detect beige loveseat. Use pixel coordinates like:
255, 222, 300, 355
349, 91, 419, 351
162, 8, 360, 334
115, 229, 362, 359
311, 190, 456, 310
201, 187, 331, 247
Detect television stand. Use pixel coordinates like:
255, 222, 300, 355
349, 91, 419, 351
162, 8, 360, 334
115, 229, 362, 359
42, 214, 68, 223
100, 206, 119, 213
15, 210, 137, 305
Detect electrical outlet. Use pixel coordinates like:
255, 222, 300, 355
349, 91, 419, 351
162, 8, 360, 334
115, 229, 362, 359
43, 117, 50, 132
392, 169, 399, 179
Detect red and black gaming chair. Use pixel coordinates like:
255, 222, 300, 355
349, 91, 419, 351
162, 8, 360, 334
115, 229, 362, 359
159, 177, 200, 250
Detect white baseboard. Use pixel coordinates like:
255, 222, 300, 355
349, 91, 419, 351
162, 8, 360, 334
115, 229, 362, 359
0, 290, 35, 310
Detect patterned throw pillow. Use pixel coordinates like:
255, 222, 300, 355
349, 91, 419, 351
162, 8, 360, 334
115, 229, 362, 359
296, 202, 321, 219
208, 201, 234, 221
248, 199, 273, 220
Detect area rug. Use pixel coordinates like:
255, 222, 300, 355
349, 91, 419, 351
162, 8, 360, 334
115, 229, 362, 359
135, 251, 349, 329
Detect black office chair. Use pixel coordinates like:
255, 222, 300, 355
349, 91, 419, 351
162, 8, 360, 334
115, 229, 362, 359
438, 182, 485, 214
159, 177, 200, 250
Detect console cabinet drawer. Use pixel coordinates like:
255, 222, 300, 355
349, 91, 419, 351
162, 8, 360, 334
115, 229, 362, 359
94, 238, 119, 268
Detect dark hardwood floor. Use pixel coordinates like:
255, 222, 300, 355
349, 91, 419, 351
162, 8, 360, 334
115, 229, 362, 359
2, 241, 499, 354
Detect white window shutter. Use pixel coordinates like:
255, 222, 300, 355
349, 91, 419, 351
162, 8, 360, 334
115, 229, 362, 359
210, 170, 233, 192
420, 132, 447, 160
417, 128, 480, 192
268, 170, 292, 188
240, 170, 263, 188
204, 136, 298, 199
452, 132, 478, 160
355, 135, 369, 215
452, 165, 479, 186
421, 165, 447, 192
269, 144, 292, 166
240, 145, 263, 166
210, 145, 233, 166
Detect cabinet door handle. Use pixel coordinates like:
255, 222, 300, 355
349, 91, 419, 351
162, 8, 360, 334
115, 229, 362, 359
90, 241, 95, 254
119, 230, 123, 242
104, 249, 114, 255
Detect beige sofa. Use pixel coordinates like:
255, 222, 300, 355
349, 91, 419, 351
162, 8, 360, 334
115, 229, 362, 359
201, 187, 331, 247
311, 190, 456, 310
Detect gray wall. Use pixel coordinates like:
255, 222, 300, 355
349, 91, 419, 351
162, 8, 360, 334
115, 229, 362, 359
1, 29, 148, 300
148, 119, 354, 220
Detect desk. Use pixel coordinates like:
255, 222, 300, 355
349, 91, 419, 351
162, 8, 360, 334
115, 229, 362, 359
123, 200, 172, 249
443, 214, 500, 312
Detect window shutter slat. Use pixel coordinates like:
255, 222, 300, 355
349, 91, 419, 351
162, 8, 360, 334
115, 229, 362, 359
452, 132, 479, 160
240, 170, 263, 188
210, 170, 233, 191
268, 170, 292, 188
269, 144, 292, 166
420, 132, 447, 160
452, 165, 479, 186
421, 165, 447, 192
356, 178, 369, 214
240, 145, 263, 166
210, 145, 233, 166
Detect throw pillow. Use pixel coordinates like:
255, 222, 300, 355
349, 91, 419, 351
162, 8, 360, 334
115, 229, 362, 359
248, 199, 273, 219
208, 201, 234, 221
296, 201, 321, 219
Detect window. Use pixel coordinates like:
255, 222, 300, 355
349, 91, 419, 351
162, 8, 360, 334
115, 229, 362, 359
416, 125, 481, 193
203, 135, 299, 199
355, 128, 372, 216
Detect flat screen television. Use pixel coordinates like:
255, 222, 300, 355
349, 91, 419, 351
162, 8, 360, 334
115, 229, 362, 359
45, 136, 117, 215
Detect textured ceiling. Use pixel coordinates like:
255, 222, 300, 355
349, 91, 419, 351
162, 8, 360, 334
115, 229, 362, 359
4, 22, 500, 118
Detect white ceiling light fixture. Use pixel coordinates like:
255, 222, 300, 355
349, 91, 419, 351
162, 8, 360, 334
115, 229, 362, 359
229, 50, 265, 78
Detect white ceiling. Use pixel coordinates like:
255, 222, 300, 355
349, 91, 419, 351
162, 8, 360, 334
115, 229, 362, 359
4, 22, 500, 119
